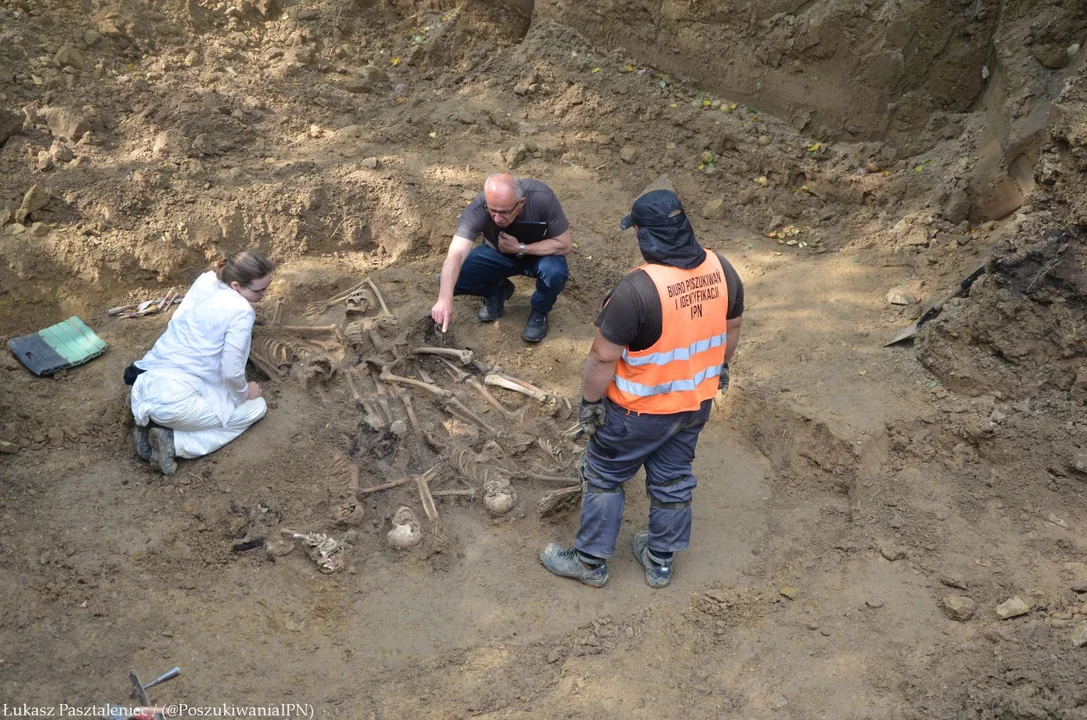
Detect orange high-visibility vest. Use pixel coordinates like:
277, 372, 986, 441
606, 253, 729, 414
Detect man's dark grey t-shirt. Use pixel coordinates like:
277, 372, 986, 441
596, 253, 744, 352
455, 179, 571, 253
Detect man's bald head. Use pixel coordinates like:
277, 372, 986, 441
483, 173, 526, 226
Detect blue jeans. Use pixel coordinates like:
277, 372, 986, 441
575, 398, 712, 559
454, 243, 569, 313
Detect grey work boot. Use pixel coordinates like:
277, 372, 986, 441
633, 531, 673, 588
540, 543, 609, 588
522, 309, 549, 343
479, 278, 515, 323
148, 427, 178, 476
133, 425, 153, 462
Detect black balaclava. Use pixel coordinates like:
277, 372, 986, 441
619, 189, 706, 270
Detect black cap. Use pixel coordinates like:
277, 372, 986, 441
619, 189, 687, 230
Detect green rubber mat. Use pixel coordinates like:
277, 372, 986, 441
6, 316, 109, 376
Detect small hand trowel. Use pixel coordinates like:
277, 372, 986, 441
885, 262, 988, 346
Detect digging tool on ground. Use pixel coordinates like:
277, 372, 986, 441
884, 262, 987, 346
130, 666, 180, 707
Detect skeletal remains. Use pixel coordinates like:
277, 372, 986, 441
270, 279, 585, 545
282, 530, 346, 573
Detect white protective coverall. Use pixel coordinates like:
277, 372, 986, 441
130, 271, 267, 458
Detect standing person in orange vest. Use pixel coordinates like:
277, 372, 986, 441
541, 189, 744, 588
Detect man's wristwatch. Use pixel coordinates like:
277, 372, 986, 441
516, 242, 526, 258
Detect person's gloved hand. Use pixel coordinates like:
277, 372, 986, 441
713, 364, 730, 412
578, 398, 607, 438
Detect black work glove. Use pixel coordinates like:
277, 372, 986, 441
714, 364, 731, 412
578, 398, 607, 438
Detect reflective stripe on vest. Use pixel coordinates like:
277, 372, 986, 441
606, 253, 729, 414
620, 330, 728, 367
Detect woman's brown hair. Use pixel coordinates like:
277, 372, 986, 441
214, 250, 274, 286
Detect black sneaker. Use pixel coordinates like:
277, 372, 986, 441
133, 425, 153, 462
148, 427, 178, 476
479, 278, 515, 323
522, 309, 549, 342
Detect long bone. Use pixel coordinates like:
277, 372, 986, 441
343, 367, 386, 431
465, 377, 515, 419
366, 278, 392, 317
305, 279, 368, 317
411, 347, 475, 365
484, 373, 553, 403
439, 358, 470, 383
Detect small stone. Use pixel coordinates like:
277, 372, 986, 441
940, 575, 968, 591
780, 586, 799, 600
886, 287, 917, 305
620, 145, 639, 164
625, 626, 634, 637
865, 598, 884, 609
43, 106, 91, 143
942, 595, 977, 621
903, 226, 930, 246
806, 622, 819, 631
9, 223, 26, 235
360, 156, 380, 170
55, 46, 85, 70
1035, 43, 1070, 69
50, 141, 73, 163
546, 648, 563, 664
295, 9, 318, 20
36, 151, 54, 171
701, 198, 726, 220
184, 51, 202, 67
0, 109, 24, 145
942, 188, 970, 225
757, 135, 770, 146
996, 596, 1031, 619
343, 78, 373, 94
1072, 622, 1087, 647
819, 628, 831, 637
28, 222, 50, 237
880, 544, 907, 561
84, 29, 102, 46
15, 184, 51, 224
980, 220, 998, 232
1072, 453, 1087, 473
1048, 513, 1069, 529
191, 133, 214, 155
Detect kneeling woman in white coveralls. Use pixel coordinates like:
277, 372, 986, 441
126, 250, 273, 475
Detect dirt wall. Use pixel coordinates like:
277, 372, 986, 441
536, 0, 996, 150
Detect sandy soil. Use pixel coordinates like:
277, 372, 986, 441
1, 1, 1086, 718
